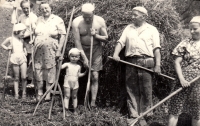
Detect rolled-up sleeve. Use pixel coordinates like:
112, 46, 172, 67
56, 17, 66, 35
118, 26, 129, 48
152, 28, 161, 49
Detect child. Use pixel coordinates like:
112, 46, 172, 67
1, 23, 27, 100
61, 48, 87, 116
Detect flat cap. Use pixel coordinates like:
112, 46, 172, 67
190, 16, 200, 23
132, 6, 148, 16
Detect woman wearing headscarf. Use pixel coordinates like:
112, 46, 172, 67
168, 16, 200, 126
32, 1, 66, 101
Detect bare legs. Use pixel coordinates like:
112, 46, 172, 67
12, 62, 27, 99
91, 71, 99, 107
64, 87, 78, 115
168, 114, 200, 126
36, 81, 52, 100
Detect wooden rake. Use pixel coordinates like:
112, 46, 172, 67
84, 36, 93, 110
33, 6, 75, 120
108, 56, 175, 80
130, 75, 200, 126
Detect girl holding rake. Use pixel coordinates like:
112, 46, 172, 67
1, 23, 27, 99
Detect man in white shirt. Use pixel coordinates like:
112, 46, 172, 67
113, 6, 161, 126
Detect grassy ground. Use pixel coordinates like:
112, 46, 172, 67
0, 6, 191, 126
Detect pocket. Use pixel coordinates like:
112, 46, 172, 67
144, 58, 154, 68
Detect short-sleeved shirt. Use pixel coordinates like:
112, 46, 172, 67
35, 14, 66, 37
172, 38, 200, 66
18, 12, 38, 37
118, 23, 160, 57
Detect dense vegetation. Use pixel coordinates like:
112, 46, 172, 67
51, 0, 183, 106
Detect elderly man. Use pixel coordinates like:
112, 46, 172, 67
72, 3, 108, 107
113, 6, 161, 126
18, 0, 38, 88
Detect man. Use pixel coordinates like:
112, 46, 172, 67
113, 6, 161, 126
72, 3, 108, 107
12, 0, 38, 88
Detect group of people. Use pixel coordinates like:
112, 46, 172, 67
1, 0, 200, 126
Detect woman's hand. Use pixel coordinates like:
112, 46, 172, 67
56, 50, 61, 58
180, 78, 190, 87
29, 40, 34, 44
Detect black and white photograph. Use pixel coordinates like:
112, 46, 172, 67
0, 0, 199, 125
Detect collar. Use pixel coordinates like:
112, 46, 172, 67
40, 14, 55, 22
129, 22, 149, 29
129, 22, 149, 35
24, 12, 33, 17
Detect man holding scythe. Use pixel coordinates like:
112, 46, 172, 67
72, 3, 108, 108
113, 6, 161, 126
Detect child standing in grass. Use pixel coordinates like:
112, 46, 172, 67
1, 23, 27, 100
61, 48, 88, 116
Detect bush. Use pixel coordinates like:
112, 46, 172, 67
51, 0, 183, 108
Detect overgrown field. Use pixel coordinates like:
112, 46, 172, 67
0, 0, 193, 125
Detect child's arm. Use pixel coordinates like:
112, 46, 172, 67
1, 37, 12, 50
61, 63, 68, 69
78, 66, 88, 77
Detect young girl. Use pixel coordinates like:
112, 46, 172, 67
61, 48, 87, 116
1, 23, 27, 100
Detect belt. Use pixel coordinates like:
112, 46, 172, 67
127, 55, 152, 59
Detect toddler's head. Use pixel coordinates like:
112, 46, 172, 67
68, 48, 81, 63
13, 23, 26, 38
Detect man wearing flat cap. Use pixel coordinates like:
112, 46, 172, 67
72, 3, 108, 107
113, 6, 161, 126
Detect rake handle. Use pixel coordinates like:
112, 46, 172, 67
108, 56, 175, 80
130, 75, 200, 126
84, 36, 93, 109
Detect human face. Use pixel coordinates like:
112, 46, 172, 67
82, 12, 93, 24
69, 53, 80, 63
189, 22, 200, 40
132, 10, 145, 27
40, 4, 51, 18
17, 30, 26, 38
21, 2, 30, 16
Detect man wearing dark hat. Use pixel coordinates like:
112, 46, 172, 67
113, 6, 161, 126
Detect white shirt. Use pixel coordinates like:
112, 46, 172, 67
118, 23, 160, 57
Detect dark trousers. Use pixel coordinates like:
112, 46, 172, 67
126, 57, 154, 118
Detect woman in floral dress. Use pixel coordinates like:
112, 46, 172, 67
168, 16, 200, 126
32, 2, 66, 101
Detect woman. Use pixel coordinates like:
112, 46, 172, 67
32, 1, 66, 101
168, 16, 200, 126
